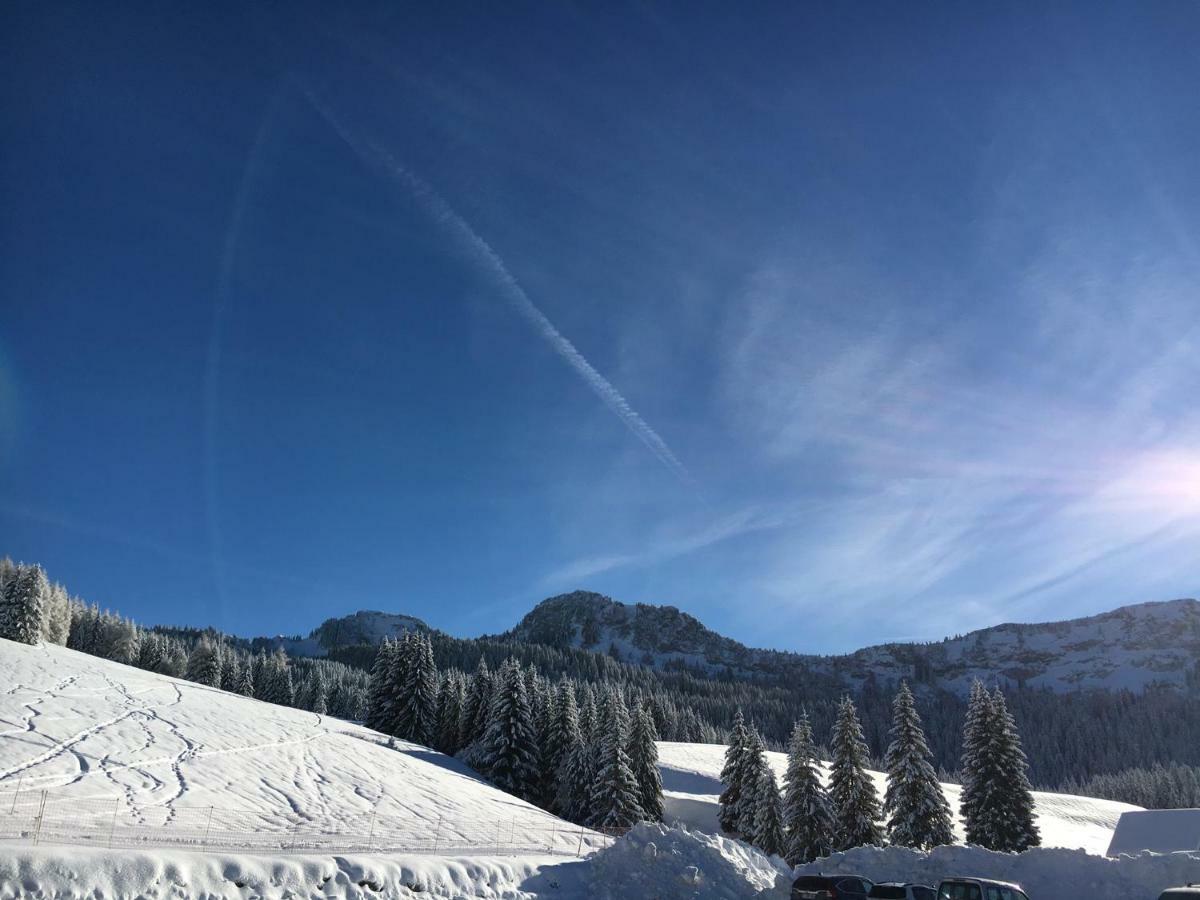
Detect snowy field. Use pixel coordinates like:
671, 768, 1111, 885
656, 741, 1141, 856
0, 640, 601, 856
1, 638, 1185, 900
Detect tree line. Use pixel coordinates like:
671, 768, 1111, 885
719, 682, 1039, 865
363, 632, 664, 830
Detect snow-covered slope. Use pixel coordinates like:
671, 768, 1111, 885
505, 591, 1200, 694
655, 741, 1140, 857
0, 640, 589, 855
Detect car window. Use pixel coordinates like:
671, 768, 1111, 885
839, 880, 868, 895
941, 885, 983, 900
869, 887, 907, 899
914, 890, 936, 900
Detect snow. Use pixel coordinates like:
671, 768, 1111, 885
0, 640, 601, 856
655, 741, 1141, 857
795, 843, 1200, 900
0, 638, 1182, 900
1108, 809, 1200, 855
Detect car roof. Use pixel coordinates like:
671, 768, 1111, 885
796, 874, 872, 882
940, 877, 1023, 889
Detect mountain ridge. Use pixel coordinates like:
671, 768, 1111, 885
269, 590, 1200, 696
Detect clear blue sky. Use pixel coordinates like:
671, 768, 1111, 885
3, 2, 1198, 652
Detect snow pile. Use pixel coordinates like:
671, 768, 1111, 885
796, 843, 1200, 900
656, 741, 1139, 856
0, 844, 583, 900
0, 824, 789, 900
587, 823, 791, 900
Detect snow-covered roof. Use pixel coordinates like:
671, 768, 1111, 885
1107, 809, 1200, 856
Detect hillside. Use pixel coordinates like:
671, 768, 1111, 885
655, 742, 1140, 858
502, 591, 1200, 694
0, 639, 592, 855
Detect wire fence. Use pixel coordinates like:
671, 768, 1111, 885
0, 788, 620, 858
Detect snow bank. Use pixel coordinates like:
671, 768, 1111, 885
0, 826, 788, 900
588, 823, 791, 899
0, 845, 586, 900
796, 843, 1200, 900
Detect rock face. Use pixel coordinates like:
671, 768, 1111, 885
501, 591, 1200, 695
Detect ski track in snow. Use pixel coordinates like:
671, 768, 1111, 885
0, 641, 596, 854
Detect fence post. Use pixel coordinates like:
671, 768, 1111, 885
9, 774, 22, 814
576, 825, 585, 857
549, 824, 556, 854
202, 806, 214, 847
495, 821, 502, 855
432, 815, 442, 853
366, 804, 377, 852
32, 791, 47, 846
107, 799, 120, 848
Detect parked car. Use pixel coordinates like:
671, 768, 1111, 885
792, 874, 875, 899
873, 883, 936, 897
869, 883, 938, 900
1158, 886, 1200, 899
936, 878, 1030, 900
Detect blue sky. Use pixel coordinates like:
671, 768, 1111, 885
2, 3, 1198, 653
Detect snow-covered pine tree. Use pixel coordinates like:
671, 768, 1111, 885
958, 680, 994, 845
751, 762, 785, 857
461, 657, 493, 746
234, 658, 255, 696
0, 564, 50, 645
43, 582, 71, 645
718, 709, 752, 835
883, 682, 954, 849
261, 649, 294, 706
986, 688, 1040, 852
392, 632, 437, 746
630, 701, 664, 822
550, 680, 584, 816
586, 687, 644, 830
782, 711, 835, 865
475, 658, 540, 801
309, 670, 328, 715
829, 695, 883, 850
365, 638, 397, 733
435, 671, 465, 755
186, 639, 222, 687
736, 727, 770, 838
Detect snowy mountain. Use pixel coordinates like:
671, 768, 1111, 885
654, 741, 1140, 858
502, 591, 1200, 694
268, 609, 431, 658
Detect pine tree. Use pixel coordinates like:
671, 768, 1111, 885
366, 639, 397, 733
234, 658, 255, 696
435, 671, 465, 755
550, 681, 584, 816
782, 712, 836, 865
392, 633, 437, 746
737, 727, 770, 838
986, 689, 1040, 851
475, 658, 540, 801
629, 701, 665, 822
586, 687, 644, 829
829, 696, 883, 850
186, 639, 222, 687
461, 657, 493, 747
0, 564, 50, 645
718, 709, 753, 835
751, 763, 785, 857
959, 680, 995, 846
883, 682, 955, 849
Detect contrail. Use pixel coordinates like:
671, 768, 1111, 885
302, 87, 692, 485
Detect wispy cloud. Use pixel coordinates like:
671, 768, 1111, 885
301, 86, 692, 486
